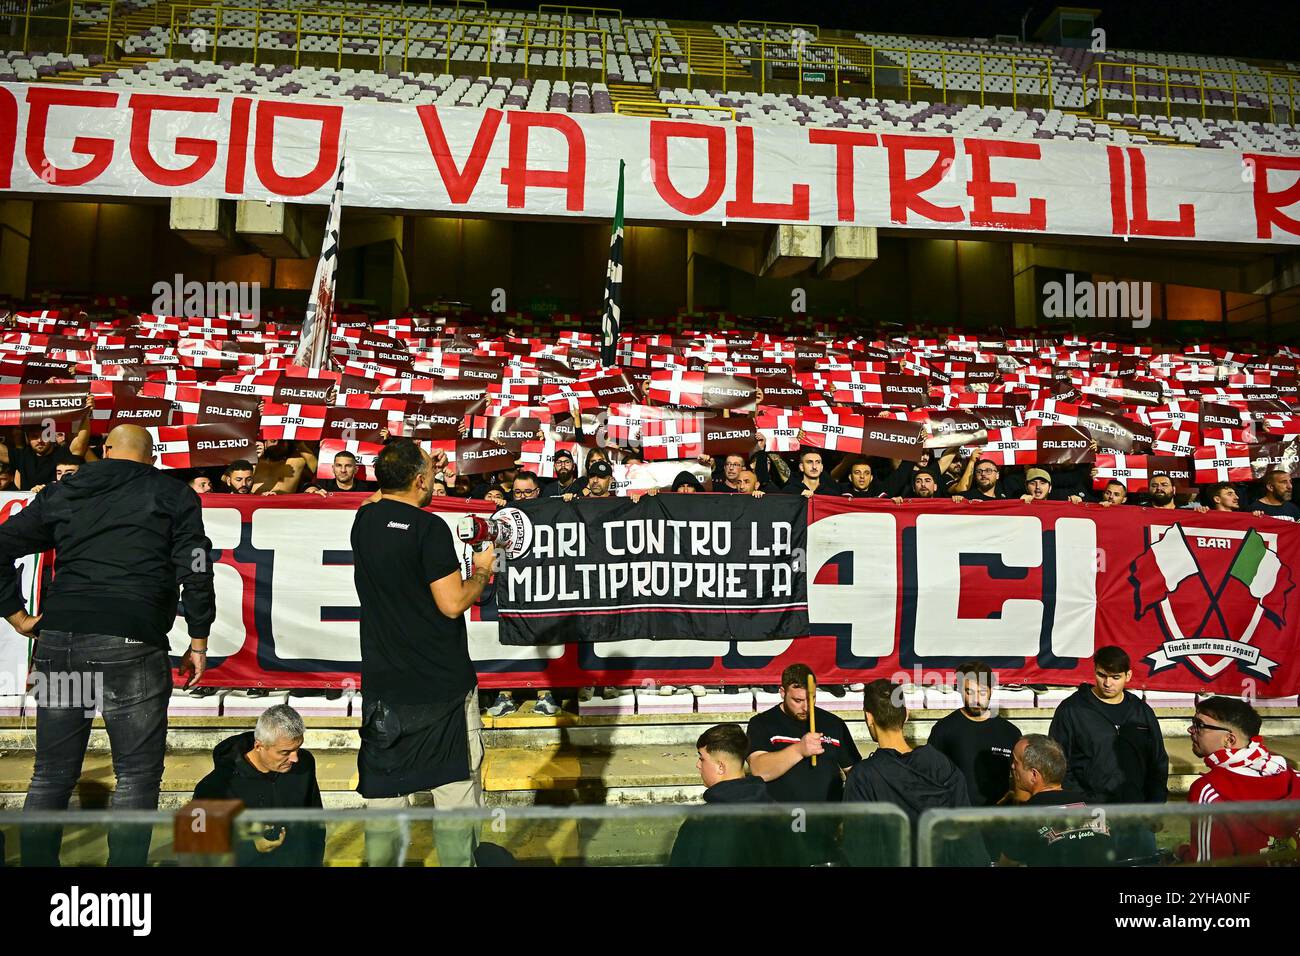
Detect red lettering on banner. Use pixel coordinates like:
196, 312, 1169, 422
1107, 145, 1195, 238
964, 139, 1047, 231
648, 120, 726, 215
1249, 153, 1300, 239
129, 94, 220, 187
253, 100, 342, 196
725, 126, 810, 220
25, 87, 118, 187
0, 85, 15, 188
499, 111, 585, 210
417, 105, 502, 203
807, 128, 877, 221
1107, 144, 1128, 235
225, 96, 251, 194
881, 135, 963, 224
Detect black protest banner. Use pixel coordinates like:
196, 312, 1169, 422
1035, 425, 1095, 464
1077, 408, 1154, 454
702, 415, 757, 456
1148, 455, 1195, 489
272, 376, 334, 405
496, 494, 808, 644
700, 373, 757, 412
920, 410, 987, 449
109, 396, 172, 429
324, 406, 388, 443
450, 438, 516, 475
588, 373, 638, 407
195, 390, 261, 427
1251, 440, 1300, 478
20, 382, 90, 423
755, 373, 807, 408
485, 415, 544, 451
860, 417, 927, 461
881, 374, 931, 407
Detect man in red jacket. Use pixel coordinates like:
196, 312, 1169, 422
1182, 696, 1300, 863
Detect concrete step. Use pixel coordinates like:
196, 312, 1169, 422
5, 707, 1296, 752
5, 735, 1292, 809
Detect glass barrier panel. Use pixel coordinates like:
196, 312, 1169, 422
918, 802, 1300, 868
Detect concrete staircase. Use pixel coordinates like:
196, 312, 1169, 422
4, 699, 1296, 810
607, 81, 666, 117
74, 0, 180, 55
40, 53, 157, 84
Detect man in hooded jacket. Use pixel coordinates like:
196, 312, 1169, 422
194, 704, 326, 867
842, 679, 989, 866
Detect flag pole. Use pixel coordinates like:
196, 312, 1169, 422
599, 158, 625, 368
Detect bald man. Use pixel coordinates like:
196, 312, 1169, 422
0, 423, 215, 866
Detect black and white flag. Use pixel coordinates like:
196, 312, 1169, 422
294, 145, 346, 371
599, 159, 624, 368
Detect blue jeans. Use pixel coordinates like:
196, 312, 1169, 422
22, 630, 171, 866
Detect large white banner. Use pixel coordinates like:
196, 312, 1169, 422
2, 83, 1298, 244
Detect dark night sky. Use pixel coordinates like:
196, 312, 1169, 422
503, 0, 1300, 63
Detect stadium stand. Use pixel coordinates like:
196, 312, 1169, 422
1, 3, 1300, 874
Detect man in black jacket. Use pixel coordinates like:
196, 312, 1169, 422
669, 723, 780, 866
0, 424, 215, 866
1047, 645, 1168, 861
194, 704, 326, 867
843, 679, 987, 866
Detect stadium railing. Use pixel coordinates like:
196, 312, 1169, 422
650, 33, 1054, 109
1094, 60, 1299, 125
0, 804, 912, 866
4, 801, 1299, 866
166, 3, 611, 77
918, 801, 1300, 868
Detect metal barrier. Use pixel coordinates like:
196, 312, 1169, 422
1095, 59, 1299, 124
656, 34, 1053, 108
167, 3, 608, 77
538, 4, 621, 31
9, 0, 116, 59
614, 100, 735, 121
736, 18, 818, 41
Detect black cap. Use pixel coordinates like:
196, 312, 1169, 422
587, 459, 613, 478
553, 448, 575, 462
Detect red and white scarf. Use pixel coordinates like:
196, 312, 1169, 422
1204, 736, 1289, 777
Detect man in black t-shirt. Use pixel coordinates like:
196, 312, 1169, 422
927, 661, 1021, 807
747, 663, 861, 863
747, 663, 862, 803
999, 734, 1113, 866
351, 438, 496, 867
1251, 469, 1299, 521
957, 457, 1009, 502
8, 422, 89, 491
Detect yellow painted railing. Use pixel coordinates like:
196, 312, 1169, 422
538, 4, 622, 30
737, 19, 817, 41
653, 35, 1053, 108
14, 0, 116, 60
1094, 60, 1299, 124
168, 4, 609, 77
614, 100, 734, 120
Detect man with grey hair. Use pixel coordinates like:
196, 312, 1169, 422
194, 703, 326, 866
1000, 734, 1112, 866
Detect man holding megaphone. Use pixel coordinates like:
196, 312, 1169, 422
350, 438, 496, 867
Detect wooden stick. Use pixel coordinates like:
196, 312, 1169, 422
807, 674, 817, 767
